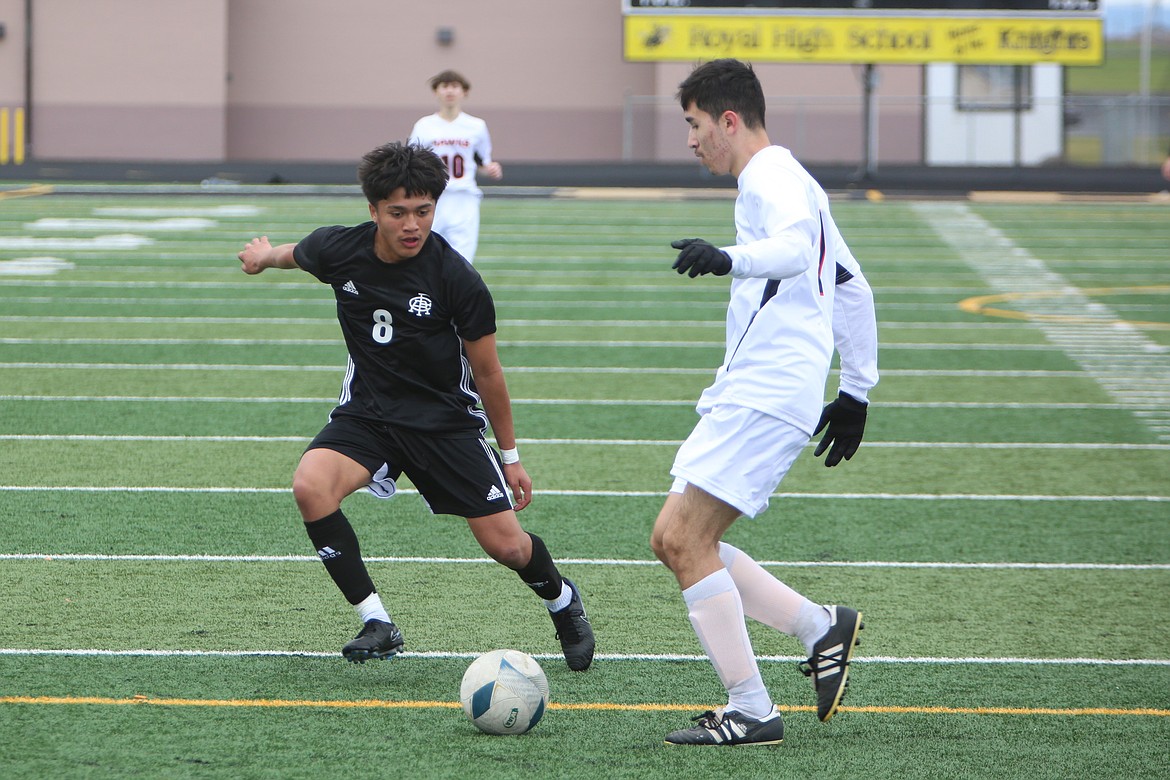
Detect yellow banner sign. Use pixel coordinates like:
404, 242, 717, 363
624, 15, 1103, 65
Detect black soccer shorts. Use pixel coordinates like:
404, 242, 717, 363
306, 415, 513, 518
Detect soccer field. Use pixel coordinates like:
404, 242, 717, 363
1, 187, 1168, 779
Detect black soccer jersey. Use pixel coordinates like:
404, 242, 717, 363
294, 223, 497, 434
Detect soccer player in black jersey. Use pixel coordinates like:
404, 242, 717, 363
237, 141, 594, 671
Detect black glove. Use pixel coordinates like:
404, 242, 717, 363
813, 391, 868, 467
671, 239, 732, 278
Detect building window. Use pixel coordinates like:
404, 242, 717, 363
956, 65, 1032, 111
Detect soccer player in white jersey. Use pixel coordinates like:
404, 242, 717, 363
409, 70, 502, 263
650, 58, 879, 746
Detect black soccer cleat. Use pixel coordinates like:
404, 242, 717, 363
341, 619, 404, 663
664, 706, 784, 746
798, 605, 863, 722
549, 578, 595, 671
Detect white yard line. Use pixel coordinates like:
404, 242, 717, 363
0, 485, 1166, 501
0, 364, 1092, 377
0, 395, 1160, 411
3, 552, 1166, 570
1, 434, 1167, 450
0, 335, 1068, 350
0, 647, 1166, 665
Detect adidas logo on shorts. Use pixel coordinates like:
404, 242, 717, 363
486, 485, 505, 501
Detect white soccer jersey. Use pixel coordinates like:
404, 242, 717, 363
697, 145, 879, 436
410, 111, 495, 261
409, 112, 494, 195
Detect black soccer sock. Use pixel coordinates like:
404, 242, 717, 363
304, 509, 376, 606
514, 533, 563, 601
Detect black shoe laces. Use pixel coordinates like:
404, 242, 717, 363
692, 710, 722, 728
553, 606, 585, 642
799, 646, 846, 679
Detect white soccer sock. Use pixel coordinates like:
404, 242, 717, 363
683, 568, 773, 720
543, 580, 573, 613
354, 592, 392, 624
794, 600, 832, 657
718, 542, 829, 651
540, 580, 573, 617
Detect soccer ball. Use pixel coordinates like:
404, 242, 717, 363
460, 649, 549, 735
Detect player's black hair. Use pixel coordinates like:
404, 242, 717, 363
430, 69, 470, 92
357, 141, 448, 205
677, 58, 766, 131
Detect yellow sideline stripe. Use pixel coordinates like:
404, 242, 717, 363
2, 696, 1167, 717
0, 183, 53, 200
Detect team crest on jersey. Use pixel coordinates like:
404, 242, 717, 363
408, 292, 433, 317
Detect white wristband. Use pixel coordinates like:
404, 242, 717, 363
499, 447, 520, 465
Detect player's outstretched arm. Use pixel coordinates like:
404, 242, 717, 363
238, 237, 299, 275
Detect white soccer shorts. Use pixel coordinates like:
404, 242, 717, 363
670, 404, 809, 518
432, 190, 482, 262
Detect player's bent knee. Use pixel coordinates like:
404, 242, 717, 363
467, 512, 531, 568
482, 535, 529, 569
478, 533, 528, 569
649, 530, 669, 565
291, 471, 339, 520
656, 527, 699, 570
291, 472, 318, 503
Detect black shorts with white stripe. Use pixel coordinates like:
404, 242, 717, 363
306, 414, 513, 518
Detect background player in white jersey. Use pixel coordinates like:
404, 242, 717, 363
649, 59, 879, 746
409, 70, 502, 264
236, 142, 593, 672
